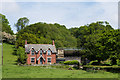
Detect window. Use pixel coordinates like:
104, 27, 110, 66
47, 50, 51, 55
40, 50, 42, 55
47, 58, 51, 63
31, 58, 35, 63
31, 50, 34, 55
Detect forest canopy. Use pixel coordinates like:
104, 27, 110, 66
16, 22, 77, 48
69, 21, 120, 64
0, 13, 14, 34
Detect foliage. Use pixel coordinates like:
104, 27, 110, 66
64, 49, 87, 57
15, 17, 29, 31
64, 60, 79, 65
2, 32, 16, 44
16, 22, 77, 48
70, 21, 120, 63
88, 60, 98, 65
59, 61, 65, 64
102, 60, 112, 66
0, 13, 14, 34
117, 59, 120, 66
17, 47, 27, 64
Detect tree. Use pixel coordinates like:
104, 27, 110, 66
2, 32, 16, 44
70, 21, 116, 63
15, 17, 29, 31
16, 22, 77, 48
17, 47, 27, 64
0, 13, 14, 34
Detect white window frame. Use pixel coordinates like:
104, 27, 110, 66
47, 57, 52, 63
40, 50, 42, 55
47, 50, 51, 55
30, 57, 35, 63
31, 50, 35, 55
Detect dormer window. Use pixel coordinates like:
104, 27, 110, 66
40, 50, 42, 55
31, 50, 34, 55
47, 50, 51, 55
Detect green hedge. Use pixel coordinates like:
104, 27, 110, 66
64, 60, 79, 65
88, 60, 111, 66
117, 59, 120, 66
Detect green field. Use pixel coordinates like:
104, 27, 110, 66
2, 43, 118, 78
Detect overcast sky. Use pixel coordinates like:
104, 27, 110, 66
0, 0, 119, 33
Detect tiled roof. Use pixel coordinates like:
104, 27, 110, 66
25, 44, 57, 53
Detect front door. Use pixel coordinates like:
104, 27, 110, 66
40, 58, 42, 64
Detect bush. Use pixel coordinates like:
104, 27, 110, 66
73, 65, 79, 69
101, 63, 111, 66
91, 62, 101, 65
101, 59, 112, 66
117, 59, 120, 66
2, 32, 16, 44
88, 60, 98, 65
64, 60, 79, 65
110, 57, 117, 65
59, 61, 64, 64
17, 47, 27, 64
101, 61, 111, 66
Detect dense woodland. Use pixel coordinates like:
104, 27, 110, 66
1, 13, 120, 65
70, 22, 120, 65
16, 22, 77, 48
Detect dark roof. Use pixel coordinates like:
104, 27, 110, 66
25, 44, 57, 53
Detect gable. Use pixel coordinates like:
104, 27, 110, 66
25, 44, 57, 53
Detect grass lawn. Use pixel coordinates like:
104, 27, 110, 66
2, 43, 118, 78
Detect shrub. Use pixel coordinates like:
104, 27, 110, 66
110, 57, 117, 65
88, 60, 98, 65
117, 59, 120, 66
101, 63, 111, 66
2, 32, 16, 44
101, 59, 111, 66
102, 62, 111, 66
91, 62, 101, 65
59, 61, 64, 64
17, 47, 27, 64
64, 60, 79, 65
73, 65, 79, 69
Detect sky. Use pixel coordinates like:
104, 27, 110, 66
0, 0, 119, 33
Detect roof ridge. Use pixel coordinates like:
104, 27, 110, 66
27, 44, 52, 45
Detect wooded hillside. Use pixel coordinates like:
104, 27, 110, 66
16, 22, 77, 48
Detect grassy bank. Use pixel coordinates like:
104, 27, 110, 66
2, 43, 118, 78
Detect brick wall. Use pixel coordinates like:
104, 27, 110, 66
27, 49, 56, 64
27, 50, 36, 64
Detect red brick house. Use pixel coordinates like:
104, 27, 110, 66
25, 40, 57, 64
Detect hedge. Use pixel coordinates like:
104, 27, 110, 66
117, 59, 120, 66
64, 60, 79, 65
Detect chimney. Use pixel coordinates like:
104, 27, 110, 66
52, 40, 55, 45
25, 40, 27, 45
